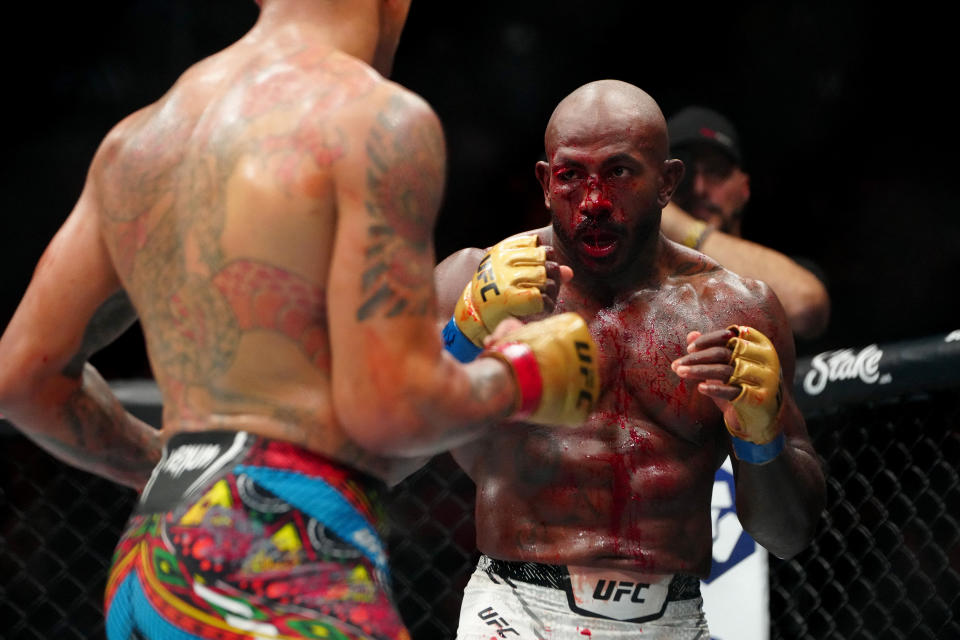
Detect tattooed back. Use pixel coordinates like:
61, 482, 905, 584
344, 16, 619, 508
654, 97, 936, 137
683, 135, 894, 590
90, 30, 444, 482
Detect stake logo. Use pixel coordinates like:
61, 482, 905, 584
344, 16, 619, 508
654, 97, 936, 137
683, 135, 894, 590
802, 344, 889, 396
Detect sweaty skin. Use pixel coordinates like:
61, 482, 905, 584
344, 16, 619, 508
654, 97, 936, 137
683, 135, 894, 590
436, 80, 824, 577
0, 1, 521, 489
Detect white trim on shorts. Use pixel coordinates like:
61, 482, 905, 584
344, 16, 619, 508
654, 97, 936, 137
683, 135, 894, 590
456, 556, 711, 640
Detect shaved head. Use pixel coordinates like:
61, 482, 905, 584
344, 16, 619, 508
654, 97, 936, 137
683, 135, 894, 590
534, 79, 684, 287
545, 80, 670, 163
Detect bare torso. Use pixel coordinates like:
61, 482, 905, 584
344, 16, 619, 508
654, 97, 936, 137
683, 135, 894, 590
452, 228, 785, 577
93, 32, 420, 483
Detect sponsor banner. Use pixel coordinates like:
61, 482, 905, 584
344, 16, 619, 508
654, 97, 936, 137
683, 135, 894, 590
702, 458, 768, 640
5, 330, 956, 436
794, 329, 960, 414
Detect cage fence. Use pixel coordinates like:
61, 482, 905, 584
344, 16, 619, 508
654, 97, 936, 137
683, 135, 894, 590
1, 331, 958, 640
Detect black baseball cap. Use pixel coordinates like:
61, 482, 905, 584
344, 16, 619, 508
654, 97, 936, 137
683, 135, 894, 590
667, 106, 742, 165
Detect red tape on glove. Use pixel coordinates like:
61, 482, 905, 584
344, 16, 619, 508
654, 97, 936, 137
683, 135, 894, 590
486, 342, 543, 419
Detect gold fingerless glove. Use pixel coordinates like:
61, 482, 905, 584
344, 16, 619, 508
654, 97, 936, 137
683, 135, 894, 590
482, 312, 599, 427
453, 235, 547, 347
725, 325, 785, 464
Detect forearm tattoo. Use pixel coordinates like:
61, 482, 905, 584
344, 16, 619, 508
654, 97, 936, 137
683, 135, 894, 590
35, 365, 160, 484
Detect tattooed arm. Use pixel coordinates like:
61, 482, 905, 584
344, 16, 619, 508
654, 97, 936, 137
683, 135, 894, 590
329, 87, 518, 457
0, 175, 162, 490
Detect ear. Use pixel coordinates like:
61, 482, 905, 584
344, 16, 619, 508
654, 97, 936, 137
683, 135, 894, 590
535, 160, 551, 209
658, 158, 685, 207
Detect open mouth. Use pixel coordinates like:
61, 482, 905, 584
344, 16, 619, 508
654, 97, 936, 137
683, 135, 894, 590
578, 229, 619, 258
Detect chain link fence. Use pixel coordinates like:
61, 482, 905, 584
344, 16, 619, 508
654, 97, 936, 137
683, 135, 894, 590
2, 388, 958, 639
771, 391, 960, 640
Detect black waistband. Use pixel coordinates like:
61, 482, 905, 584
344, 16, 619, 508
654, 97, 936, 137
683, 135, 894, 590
136, 430, 387, 515
481, 556, 701, 601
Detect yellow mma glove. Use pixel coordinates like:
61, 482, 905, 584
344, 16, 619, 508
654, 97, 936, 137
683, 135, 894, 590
443, 236, 547, 362
725, 325, 785, 464
480, 312, 600, 427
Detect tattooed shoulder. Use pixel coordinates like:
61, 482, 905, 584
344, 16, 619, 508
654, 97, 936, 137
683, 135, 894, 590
363, 92, 445, 244
354, 90, 446, 321
674, 252, 723, 277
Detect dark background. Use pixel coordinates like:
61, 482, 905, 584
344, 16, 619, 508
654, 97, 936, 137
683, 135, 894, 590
2, 0, 957, 381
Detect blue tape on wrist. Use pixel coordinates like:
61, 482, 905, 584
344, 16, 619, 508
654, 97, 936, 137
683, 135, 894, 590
732, 432, 786, 464
442, 316, 483, 363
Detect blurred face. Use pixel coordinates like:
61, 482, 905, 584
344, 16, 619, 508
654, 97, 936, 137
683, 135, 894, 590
537, 126, 676, 280
672, 144, 750, 235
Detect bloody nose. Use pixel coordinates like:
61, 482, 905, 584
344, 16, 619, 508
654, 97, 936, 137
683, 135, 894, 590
580, 178, 612, 217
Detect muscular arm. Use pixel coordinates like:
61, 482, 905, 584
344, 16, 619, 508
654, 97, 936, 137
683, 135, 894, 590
725, 288, 825, 558
329, 89, 516, 457
662, 201, 830, 339
674, 283, 826, 558
734, 391, 825, 559
0, 180, 163, 489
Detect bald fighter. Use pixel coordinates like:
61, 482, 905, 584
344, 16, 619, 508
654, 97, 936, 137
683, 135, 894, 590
436, 80, 825, 638
0, 2, 598, 638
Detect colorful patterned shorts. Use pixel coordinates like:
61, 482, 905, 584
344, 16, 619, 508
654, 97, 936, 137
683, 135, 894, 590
105, 430, 410, 640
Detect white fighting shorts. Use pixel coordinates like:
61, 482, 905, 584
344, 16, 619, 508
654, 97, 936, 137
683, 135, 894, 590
456, 555, 710, 639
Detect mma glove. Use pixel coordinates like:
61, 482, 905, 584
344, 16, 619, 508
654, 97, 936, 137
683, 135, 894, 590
443, 236, 547, 362
481, 312, 599, 427
724, 325, 785, 464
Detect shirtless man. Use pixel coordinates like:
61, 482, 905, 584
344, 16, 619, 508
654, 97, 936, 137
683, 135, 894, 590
0, 2, 598, 638
437, 80, 825, 638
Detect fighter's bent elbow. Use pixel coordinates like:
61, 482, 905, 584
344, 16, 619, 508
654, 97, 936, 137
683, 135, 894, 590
791, 299, 830, 340
0, 337, 60, 419
765, 516, 821, 560
786, 279, 830, 340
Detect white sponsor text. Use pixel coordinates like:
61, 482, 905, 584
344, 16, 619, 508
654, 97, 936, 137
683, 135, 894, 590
161, 444, 221, 477
803, 345, 885, 396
